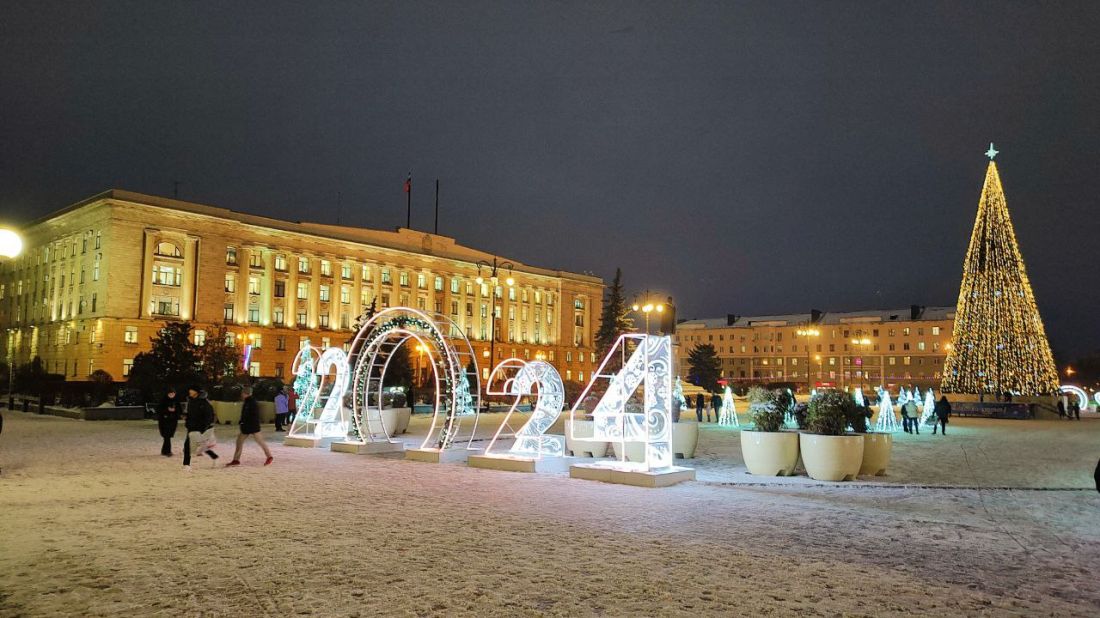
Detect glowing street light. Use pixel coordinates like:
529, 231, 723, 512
0, 229, 22, 259
475, 256, 515, 398
631, 290, 667, 334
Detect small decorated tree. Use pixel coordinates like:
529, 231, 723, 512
874, 390, 900, 433
719, 385, 738, 427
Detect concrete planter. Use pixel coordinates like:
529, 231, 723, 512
564, 419, 608, 458
380, 407, 412, 437
613, 423, 699, 461
799, 433, 864, 481
257, 401, 276, 424
211, 401, 243, 425
741, 431, 800, 476
859, 432, 893, 476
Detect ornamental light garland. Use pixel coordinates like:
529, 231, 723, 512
942, 145, 1060, 396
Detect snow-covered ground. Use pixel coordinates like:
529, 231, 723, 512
1, 410, 1098, 616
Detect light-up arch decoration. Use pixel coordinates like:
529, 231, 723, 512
483, 358, 566, 458
1060, 385, 1089, 411
348, 307, 481, 450
569, 334, 673, 471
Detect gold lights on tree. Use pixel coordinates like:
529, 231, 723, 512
941, 145, 1060, 396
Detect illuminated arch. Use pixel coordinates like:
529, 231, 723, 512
1059, 385, 1089, 410
348, 307, 480, 450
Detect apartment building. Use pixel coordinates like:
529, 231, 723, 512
675, 306, 955, 393
0, 190, 604, 385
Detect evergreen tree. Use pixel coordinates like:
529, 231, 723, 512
594, 267, 634, 359
686, 343, 722, 393
385, 342, 414, 406
197, 326, 241, 387
942, 146, 1059, 396
148, 322, 202, 389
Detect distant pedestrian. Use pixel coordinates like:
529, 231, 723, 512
932, 396, 951, 435
226, 387, 273, 467
710, 392, 721, 423
695, 393, 704, 423
287, 388, 298, 427
156, 388, 181, 456
183, 386, 219, 469
1057, 398, 1066, 420
903, 399, 920, 434
274, 388, 289, 432
1071, 400, 1081, 421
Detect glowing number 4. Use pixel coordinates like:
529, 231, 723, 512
484, 359, 566, 458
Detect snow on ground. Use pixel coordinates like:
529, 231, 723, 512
1, 410, 1098, 616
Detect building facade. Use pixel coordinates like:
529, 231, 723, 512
0, 190, 604, 385
675, 306, 955, 393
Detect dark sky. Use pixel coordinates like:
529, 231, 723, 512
2, 1, 1098, 360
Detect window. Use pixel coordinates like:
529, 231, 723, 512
248, 362, 260, 377
226, 247, 238, 265
297, 282, 309, 300
194, 329, 207, 346
95, 231, 101, 249
224, 304, 235, 321
903, 356, 912, 365
248, 308, 260, 323
123, 358, 134, 377
508, 287, 516, 301
434, 275, 443, 291
249, 252, 263, 268
251, 335, 262, 349
93, 254, 101, 281
888, 357, 896, 365
91, 293, 97, 312
151, 296, 180, 316
400, 272, 409, 287
932, 326, 941, 336
152, 265, 182, 286
275, 363, 285, 378
341, 312, 350, 329
341, 263, 352, 279
248, 277, 260, 295
416, 273, 426, 289
319, 313, 330, 328
274, 254, 288, 271
381, 293, 390, 307
298, 257, 310, 274
224, 332, 235, 346
918, 341, 926, 351
574, 298, 584, 309
225, 275, 236, 293
276, 336, 286, 351
903, 327, 910, 336
362, 264, 372, 281
320, 260, 332, 276
273, 307, 284, 325
155, 242, 182, 257
340, 286, 351, 304
297, 310, 307, 325
124, 326, 138, 344
381, 268, 391, 284
319, 285, 330, 302
451, 278, 460, 294
274, 280, 286, 298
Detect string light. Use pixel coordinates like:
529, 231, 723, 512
874, 388, 900, 433
942, 150, 1060, 396
719, 386, 739, 427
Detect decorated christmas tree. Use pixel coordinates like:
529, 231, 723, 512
874, 389, 900, 433
942, 145, 1060, 396
455, 371, 475, 416
920, 388, 936, 425
719, 386, 738, 427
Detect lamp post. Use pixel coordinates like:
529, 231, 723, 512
475, 256, 514, 384
796, 327, 820, 394
415, 343, 429, 387
631, 290, 666, 335
1, 228, 24, 410
851, 337, 871, 396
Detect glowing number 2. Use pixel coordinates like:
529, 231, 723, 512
314, 347, 351, 438
485, 359, 565, 458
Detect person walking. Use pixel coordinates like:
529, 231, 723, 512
183, 386, 219, 469
286, 388, 298, 427
274, 387, 289, 432
1056, 398, 1066, 420
226, 387, 273, 467
932, 395, 951, 435
904, 398, 920, 434
709, 391, 722, 423
694, 393, 704, 423
1071, 400, 1081, 420
156, 388, 181, 456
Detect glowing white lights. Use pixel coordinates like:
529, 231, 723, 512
874, 389, 900, 433
920, 388, 936, 425
483, 358, 565, 458
719, 386, 738, 427
1060, 385, 1089, 411
569, 334, 674, 471
312, 347, 351, 438
853, 388, 865, 407
0, 228, 23, 259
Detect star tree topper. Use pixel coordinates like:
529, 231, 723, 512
985, 142, 999, 160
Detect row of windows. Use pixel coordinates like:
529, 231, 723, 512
708, 340, 944, 354
680, 325, 945, 344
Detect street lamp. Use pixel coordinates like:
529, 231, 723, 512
631, 290, 666, 334
851, 337, 871, 394
415, 343, 429, 387
475, 256, 514, 389
1, 228, 24, 410
797, 327, 820, 393
1066, 366, 1075, 378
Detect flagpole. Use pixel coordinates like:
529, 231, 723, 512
405, 172, 412, 229
434, 179, 439, 235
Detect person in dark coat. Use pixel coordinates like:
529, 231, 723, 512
183, 386, 219, 468
1071, 400, 1081, 420
932, 395, 951, 435
226, 387, 273, 467
156, 388, 181, 456
694, 393, 705, 422
709, 392, 721, 423
1056, 398, 1066, 419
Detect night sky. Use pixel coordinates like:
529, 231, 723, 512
2, 2, 1097, 359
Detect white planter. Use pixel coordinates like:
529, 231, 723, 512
613, 423, 699, 461
740, 431, 800, 476
211, 401, 242, 425
564, 419, 608, 458
257, 401, 276, 423
860, 432, 893, 476
379, 407, 412, 437
799, 433, 864, 481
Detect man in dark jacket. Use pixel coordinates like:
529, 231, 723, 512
709, 391, 722, 423
932, 396, 951, 435
695, 393, 704, 422
156, 388, 181, 456
183, 386, 219, 468
226, 387, 273, 467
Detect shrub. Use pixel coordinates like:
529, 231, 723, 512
805, 390, 852, 435
848, 405, 873, 433
790, 402, 808, 430
748, 387, 786, 432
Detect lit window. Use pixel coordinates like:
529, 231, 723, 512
340, 286, 351, 304
152, 265, 182, 286
274, 254, 287, 271
932, 326, 941, 336
248, 362, 260, 377
248, 277, 260, 295
155, 242, 182, 257
341, 263, 352, 279
226, 247, 238, 265
194, 329, 207, 346
123, 358, 134, 376
124, 326, 138, 344
224, 304, 235, 321
319, 285, 330, 302
319, 313, 330, 328
320, 260, 332, 276
400, 272, 409, 287
381, 269, 391, 284
249, 252, 263, 268
248, 308, 260, 323
273, 307, 284, 325
297, 283, 309, 300
450, 278, 460, 294
298, 257, 310, 273
224, 275, 236, 293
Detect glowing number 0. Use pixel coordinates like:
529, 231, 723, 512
484, 359, 565, 458
313, 348, 351, 438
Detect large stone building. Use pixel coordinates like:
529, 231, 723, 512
675, 306, 956, 393
0, 190, 604, 385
